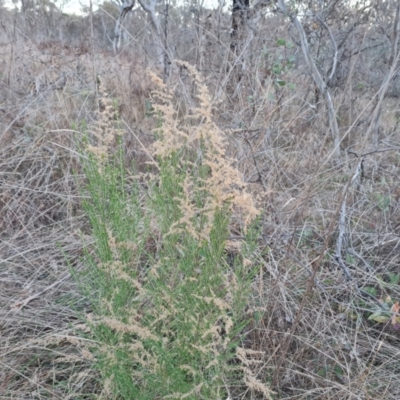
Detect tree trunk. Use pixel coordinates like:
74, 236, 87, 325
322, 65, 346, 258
230, 0, 249, 85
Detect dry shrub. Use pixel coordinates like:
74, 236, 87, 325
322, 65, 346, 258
78, 60, 275, 399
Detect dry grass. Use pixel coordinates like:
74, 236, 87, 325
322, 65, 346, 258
1, 19, 400, 399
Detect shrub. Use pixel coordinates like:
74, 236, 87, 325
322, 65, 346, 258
78, 64, 272, 399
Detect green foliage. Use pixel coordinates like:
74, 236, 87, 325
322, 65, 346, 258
388, 272, 400, 285
316, 364, 343, 380
356, 82, 365, 90
259, 40, 296, 88
363, 286, 377, 297
375, 193, 391, 212
145, 99, 154, 116
346, 254, 355, 266
276, 38, 286, 47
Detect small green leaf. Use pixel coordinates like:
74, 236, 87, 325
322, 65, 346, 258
388, 272, 400, 284
254, 311, 263, 323
364, 286, 377, 296
346, 254, 355, 265
276, 38, 286, 46
376, 194, 390, 211
368, 311, 390, 323
334, 365, 343, 378
145, 99, 154, 115
272, 64, 282, 75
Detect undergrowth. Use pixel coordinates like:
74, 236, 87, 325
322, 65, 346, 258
3, 31, 400, 399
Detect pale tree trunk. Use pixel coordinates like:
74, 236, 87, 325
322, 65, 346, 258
114, 0, 170, 80
276, 0, 341, 163
138, 0, 170, 78
114, 0, 134, 53
367, 0, 400, 146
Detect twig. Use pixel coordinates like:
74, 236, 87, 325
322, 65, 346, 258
360, 147, 400, 157
348, 248, 374, 273
315, 15, 338, 82
243, 136, 269, 191
121, 120, 158, 167
10, 274, 71, 312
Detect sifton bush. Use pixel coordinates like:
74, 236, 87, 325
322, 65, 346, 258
78, 63, 273, 399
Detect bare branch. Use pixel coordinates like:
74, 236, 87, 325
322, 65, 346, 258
276, 0, 341, 162
315, 15, 338, 82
